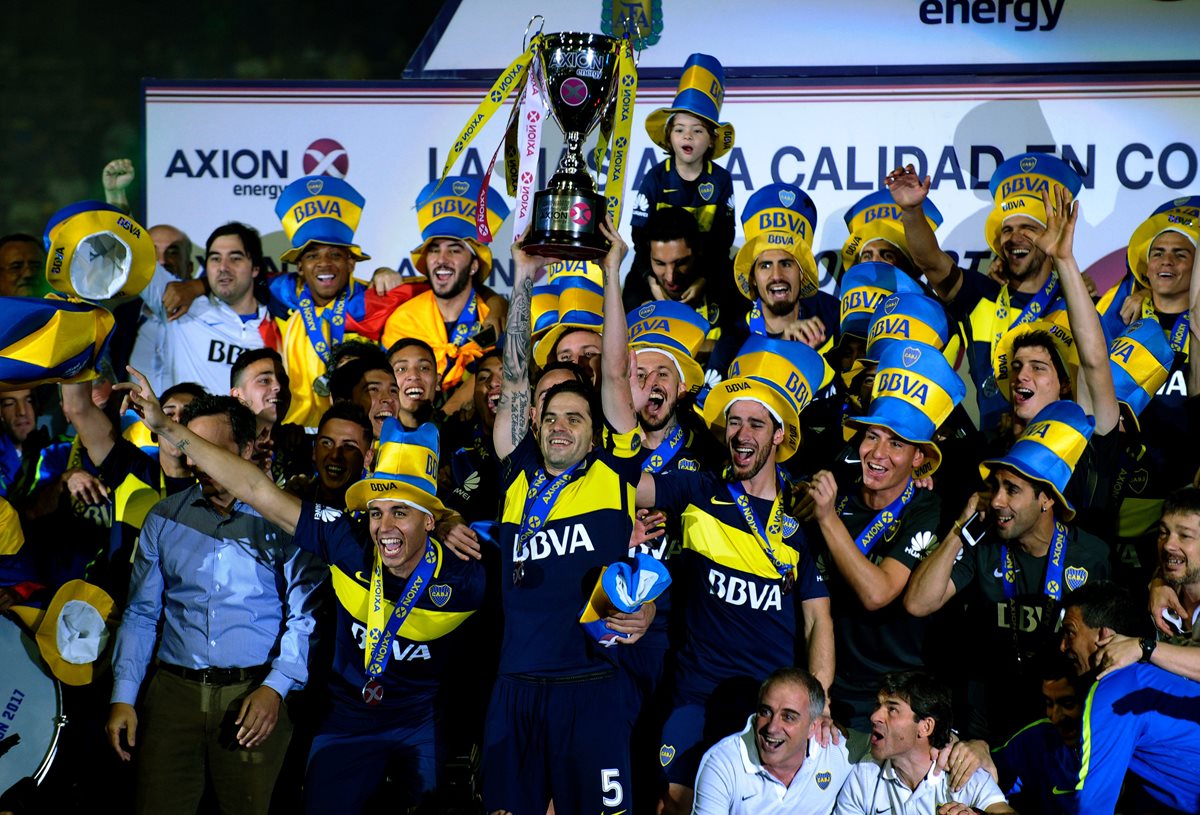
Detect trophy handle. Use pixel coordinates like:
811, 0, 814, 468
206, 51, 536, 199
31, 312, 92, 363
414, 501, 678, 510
523, 15, 545, 52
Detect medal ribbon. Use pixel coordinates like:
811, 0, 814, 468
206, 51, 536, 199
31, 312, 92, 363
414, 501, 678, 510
1001, 521, 1068, 602
726, 473, 794, 582
448, 289, 482, 348
298, 283, 347, 366
515, 460, 586, 563
641, 423, 684, 474
603, 39, 638, 226
364, 537, 438, 676
511, 73, 545, 236
1141, 298, 1190, 355
991, 273, 1062, 354
836, 477, 915, 557
748, 300, 767, 336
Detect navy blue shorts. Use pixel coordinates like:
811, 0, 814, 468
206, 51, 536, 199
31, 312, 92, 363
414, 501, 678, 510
482, 672, 634, 815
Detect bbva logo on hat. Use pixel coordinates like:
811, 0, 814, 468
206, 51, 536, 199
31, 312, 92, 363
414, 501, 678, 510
44, 201, 155, 301
984, 152, 1082, 257
838, 262, 925, 341
34, 580, 116, 686
733, 184, 819, 302
841, 188, 943, 273
275, 176, 370, 263
345, 420, 444, 514
411, 176, 510, 276
865, 292, 954, 362
702, 335, 832, 462
644, 53, 735, 160
627, 300, 711, 394
843, 341, 966, 478
1126, 195, 1200, 288
1109, 318, 1174, 434
991, 315, 1079, 403
980, 400, 1095, 522
0, 295, 116, 390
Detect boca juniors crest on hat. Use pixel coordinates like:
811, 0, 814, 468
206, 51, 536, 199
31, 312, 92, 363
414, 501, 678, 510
276, 176, 371, 263
733, 184, 819, 303
0, 295, 115, 389
345, 420, 444, 514
991, 315, 1078, 403
627, 299, 710, 394
984, 153, 1082, 257
411, 176, 510, 276
838, 262, 925, 341
1108, 318, 1174, 434
841, 188, 943, 272
1125, 195, 1200, 288
702, 335, 832, 462
644, 53, 735, 160
864, 292, 954, 362
44, 201, 155, 301
843, 340, 966, 477
980, 400, 1095, 522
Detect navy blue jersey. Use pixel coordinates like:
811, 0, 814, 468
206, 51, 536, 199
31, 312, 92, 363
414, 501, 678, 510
294, 501, 485, 723
706, 290, 841, 382
653, 469, 827, 704
993, 719, 1079, 815
630, 158, 736, 259
497, 429, 643, 677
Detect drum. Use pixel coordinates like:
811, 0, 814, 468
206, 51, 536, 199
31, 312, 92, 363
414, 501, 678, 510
0, 614, 64, 796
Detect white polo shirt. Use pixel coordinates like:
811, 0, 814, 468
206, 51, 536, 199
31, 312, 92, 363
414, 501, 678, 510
833, 755, 1007, 814
136, 263, 270, 394
693, 715, 851, 815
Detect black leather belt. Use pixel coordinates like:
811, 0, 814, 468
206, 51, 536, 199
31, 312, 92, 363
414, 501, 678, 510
158, 662, 269, 686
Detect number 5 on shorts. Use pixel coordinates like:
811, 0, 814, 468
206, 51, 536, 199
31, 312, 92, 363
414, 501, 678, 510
601, 768, 623, 807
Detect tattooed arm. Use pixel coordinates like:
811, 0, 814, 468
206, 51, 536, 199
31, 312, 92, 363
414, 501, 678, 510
494, 234, 552, 461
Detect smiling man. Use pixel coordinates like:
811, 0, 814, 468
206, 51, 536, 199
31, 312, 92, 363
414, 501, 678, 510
386, 338, 439, 431
835, 672, 1014, 814
887, 153, 1083, 437
693, 668, 850, 815
285, 402, 374, 509
120, 373, 484, 813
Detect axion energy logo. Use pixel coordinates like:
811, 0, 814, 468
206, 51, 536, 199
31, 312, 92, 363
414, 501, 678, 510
303, 138, 350, 177
162, 137, 350, 200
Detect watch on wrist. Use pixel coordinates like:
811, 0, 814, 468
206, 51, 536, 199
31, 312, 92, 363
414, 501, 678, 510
1138, 637, 1157, 664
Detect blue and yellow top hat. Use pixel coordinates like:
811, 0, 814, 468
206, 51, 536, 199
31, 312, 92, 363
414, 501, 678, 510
843, 341, 966, 478
533, 275, 605, 368
531, 281, 561, 339
627, 300, 710, 394
411, 176, 510, 277
1126, 196, 1200, 288
984, 153, 1082, 257
1108, 318, 1174, 435
864, 292, 954, 362
275, 176, 370, 264
702, 335, 832, 462
838, 262, 925, 341
0, 296, 115, 389
644, 53, 735, 160
733, 184, 819, 303
580, 552, 671, 646
344, 420, 444, 514
530, 259, 605, 340
841, 188, 943, 272
44, 201, 155, 301
981, 400, 1095, 521
991, 315, 1078, 403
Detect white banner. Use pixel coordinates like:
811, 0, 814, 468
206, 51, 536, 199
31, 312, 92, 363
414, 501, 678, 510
145, 78, 1200, 296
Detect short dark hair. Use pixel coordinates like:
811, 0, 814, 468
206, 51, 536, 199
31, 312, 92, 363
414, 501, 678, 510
759, 667, 825, 721
470, 347, 503, 374
642, 207, 701, 254
879, 671, 954, 749
1163, 486, 1200, 522
539, 380, 601, 434
329, 357, 394, 403
179, 394, 257, 450
386, 337, 437, 365
1011, 329, 1071, 396
317, 401, 374, 444
161, 382, 208, 405
1063, 580, 1151, 639
547, 328, 600, 366
205, 222, 264, 270
1037, 650, 1086, 690
0, 233, 40, 254
664, 112, 717, 161
330, 340, 387, 371
230, 348, 284, 390
533, 359, 589, 389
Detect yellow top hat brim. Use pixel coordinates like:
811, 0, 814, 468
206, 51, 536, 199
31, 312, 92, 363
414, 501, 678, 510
35, 579, 116, 686
644, 108, 736, 161
840, 415, 943, 479
702, 377, 800, 462
733, 234, 819, 301
280, 239, 371, 264
631, 342, 705, 395
344, 477, 444, 515
841, 230, 908, 273
991, 319, 1078, 402
410, 236, 493, 278
984, 201, 1048, 257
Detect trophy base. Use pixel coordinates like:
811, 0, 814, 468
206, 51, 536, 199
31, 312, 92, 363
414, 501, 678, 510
522, 188, 610, 261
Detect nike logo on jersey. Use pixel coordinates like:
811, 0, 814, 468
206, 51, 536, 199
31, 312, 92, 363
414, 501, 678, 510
512, 523, 595, 561
1051, 786, 1075, 795
993, 567, 1004, 578
708, 569, 783, 611
354, 571, 370, 583
710, 497, 734, 506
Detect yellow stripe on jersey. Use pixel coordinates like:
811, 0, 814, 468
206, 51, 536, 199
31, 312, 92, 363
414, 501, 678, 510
329, 562, 473, 642
680, 504, 801, 580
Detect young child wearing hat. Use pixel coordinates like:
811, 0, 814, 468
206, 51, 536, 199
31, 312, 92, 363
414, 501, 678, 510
627, 54, 737, 310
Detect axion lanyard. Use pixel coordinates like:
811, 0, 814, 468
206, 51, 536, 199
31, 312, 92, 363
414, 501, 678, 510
448, 288, 483, 347
642, 423, 685, 474
297, 283, 348, 365
836, 477, 915, 556
1141, 298, 1190, 355
362, 537, 437, 703
726, 471, 795, 591
1001, 521, 1068, 602
513, 459, 585, 584
990, 273, 1061, 356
